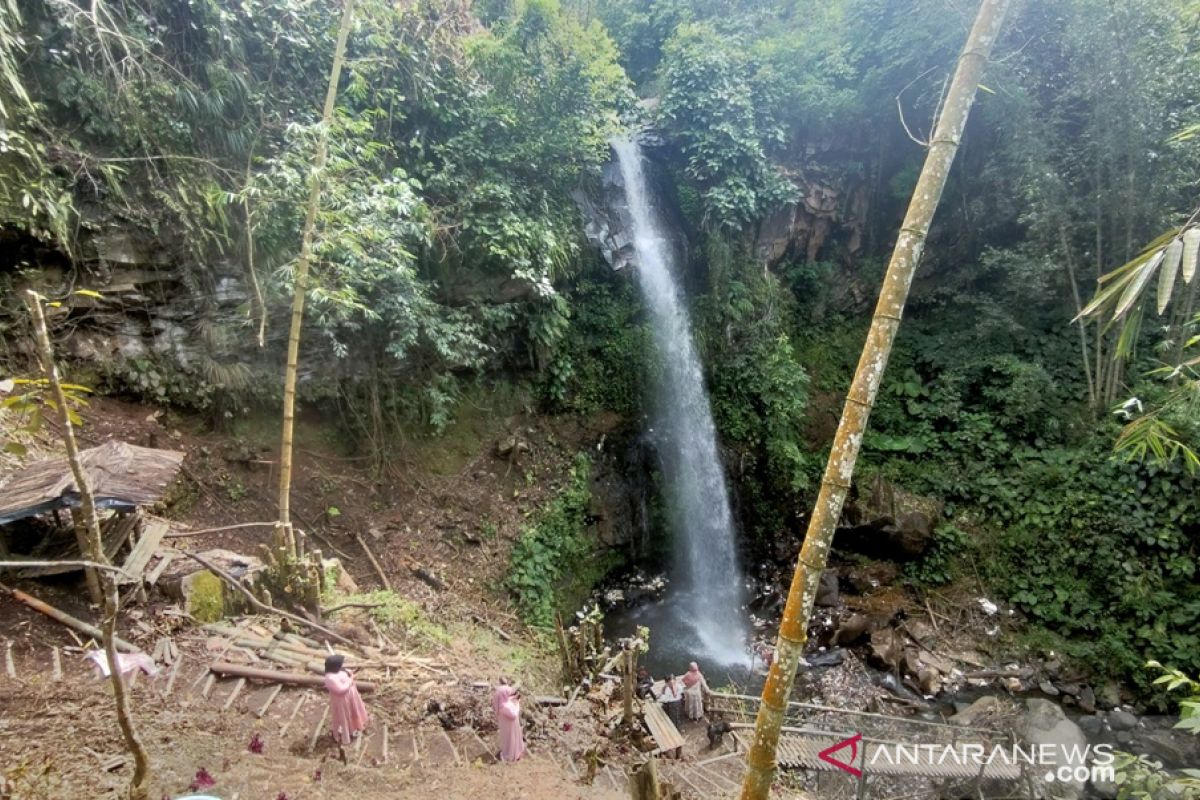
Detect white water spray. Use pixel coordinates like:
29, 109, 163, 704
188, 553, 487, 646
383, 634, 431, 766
612, 139, 747, 664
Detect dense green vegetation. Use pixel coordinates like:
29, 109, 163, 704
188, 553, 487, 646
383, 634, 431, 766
2, 0, 1199, 687
505, 453, 617, 627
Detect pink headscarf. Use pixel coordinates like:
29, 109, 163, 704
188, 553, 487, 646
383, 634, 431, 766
493, 684, 515, 716
682, 661, 703, 689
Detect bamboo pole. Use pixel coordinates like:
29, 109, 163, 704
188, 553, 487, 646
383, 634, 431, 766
276, 0, 356, 557
736, 3, 1012, 798
210, 660, 377, 691
5, 586, 140, 653
25, 292, 152, 799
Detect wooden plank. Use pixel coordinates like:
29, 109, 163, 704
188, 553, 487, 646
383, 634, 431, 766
145, 550, 175, 586
642, 702, 686, 753
163, 656, 182, 696
5, 641, 14, 678
280, 692, 308, 737
223, 677, 247, 710
308, 705, 329, 754
255, 684, 283, 718
118, 519, 168, 583
51, 647, 62, 681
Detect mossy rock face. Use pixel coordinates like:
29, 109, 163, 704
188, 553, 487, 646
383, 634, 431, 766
185, 570, 225, 623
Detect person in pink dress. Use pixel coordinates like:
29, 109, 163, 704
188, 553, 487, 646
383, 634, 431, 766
492, 680, 526, 763
681, 661, 708, 721
324, 654, 369, 744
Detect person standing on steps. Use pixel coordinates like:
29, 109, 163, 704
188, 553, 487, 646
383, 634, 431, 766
681, 661, 708, 721
493, 678, 526, 762
324, 654, 369, 744
659, 674, 684, 727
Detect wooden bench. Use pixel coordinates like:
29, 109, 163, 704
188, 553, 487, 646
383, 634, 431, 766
118, 518, 168, 584
642, 701, 686, 757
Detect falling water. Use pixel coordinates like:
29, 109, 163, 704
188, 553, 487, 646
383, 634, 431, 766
612, 139, 748, 665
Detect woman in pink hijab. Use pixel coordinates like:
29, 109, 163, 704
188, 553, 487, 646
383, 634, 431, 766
324, 654, 369, 744
493, 680, 526, 762
681, 661, 708, 721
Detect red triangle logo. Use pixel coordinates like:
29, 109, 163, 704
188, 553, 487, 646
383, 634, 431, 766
818, 733, 863, 777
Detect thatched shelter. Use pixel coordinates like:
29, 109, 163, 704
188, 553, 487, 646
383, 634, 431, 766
0, 440, 184, 525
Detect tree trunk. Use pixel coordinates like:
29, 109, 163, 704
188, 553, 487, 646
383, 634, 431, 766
276, 0, 356, 557
25, 291, 151, 800
736, 2, 1012, 798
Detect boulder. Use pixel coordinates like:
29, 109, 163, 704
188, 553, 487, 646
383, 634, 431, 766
832, 612, 873, 645
1097, 680, 1122, 710
805, 648, 845, 669
815, 571, 840, 607
844, 562, 899, 594
868, 628, 905, 672
160, 548, 264, 623
1078, 714, 1103, 739
836, 476, 942, 560
1078, 686, 1097, 714
1107, 708, 1138, 732
951, 695, 1008, 728
1023, 698, 1088, 799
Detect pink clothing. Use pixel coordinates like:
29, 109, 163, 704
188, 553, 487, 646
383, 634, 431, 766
682, 663, 704, 689
325, 670, 369, 744
493, 685, 526, 762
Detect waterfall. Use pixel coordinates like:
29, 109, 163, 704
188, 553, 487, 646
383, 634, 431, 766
612, 139, 748, 665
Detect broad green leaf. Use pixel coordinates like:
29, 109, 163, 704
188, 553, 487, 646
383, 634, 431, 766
66, 406, 83, 427
1157, 238, 1183, 314
1183, 228, 1199, 284
73, 289, 103, 299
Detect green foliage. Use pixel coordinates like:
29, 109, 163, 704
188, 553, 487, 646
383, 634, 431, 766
1113, 661, 1200, 798
325, 588, 450, 645
698, 244, 811, 538
655, 22, 794, 231
505, 454, 617, 627
846, 317, 1200, 683
558, 275, 648, 414
904, 524, 968, 586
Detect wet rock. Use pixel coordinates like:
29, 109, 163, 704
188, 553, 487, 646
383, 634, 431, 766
1108, 708, 1138, 732
1098, 680, 1122, 710
1078, 714, 1103, 739
844, 562, 899, 594
1090, 774, 1118, 800
815, 571, 839, 607
805, 648, 845, 669
1115, 731, 1133, 746
832, 612, 872, 645
1138, 731, 1192, 767
875, 672, 923, 704
868, 628, 905, 671
1023, 698, 1088, 799
1078, 686, 1097, 714
1039, 680, 1060, 697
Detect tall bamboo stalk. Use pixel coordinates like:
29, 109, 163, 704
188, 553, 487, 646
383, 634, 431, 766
26, 291, 151, 799
276, 0, 356, 557
736, 2, 1012, 797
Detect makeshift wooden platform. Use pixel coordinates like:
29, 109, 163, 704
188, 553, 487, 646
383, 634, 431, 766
643, 701, 686, 755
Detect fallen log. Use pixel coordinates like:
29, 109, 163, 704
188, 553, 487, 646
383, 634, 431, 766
209, 660, 376, 692
4, 586, 140, 653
